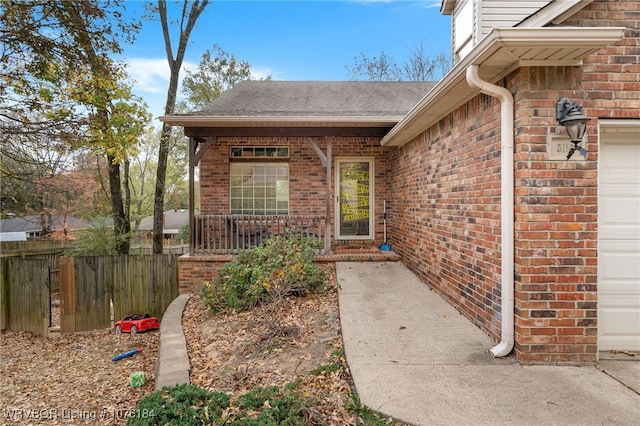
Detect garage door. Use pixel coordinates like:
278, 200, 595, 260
598, 120, 640, 352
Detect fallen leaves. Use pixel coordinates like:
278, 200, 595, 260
0, 328, 158, 425
183, 265, 408, 425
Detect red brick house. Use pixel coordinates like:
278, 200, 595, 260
162, 0, 639, 365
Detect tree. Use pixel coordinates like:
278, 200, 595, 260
345, 51, 402, 81
346, 42, 451, 81
128, 129, 160, 232
1, 0, 150, 253
152, 0, 210, 254
180, 44, 265, 111
0, 131, 99, 234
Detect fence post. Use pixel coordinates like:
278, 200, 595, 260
0, 259, 8, 330
59, 257, 76, 332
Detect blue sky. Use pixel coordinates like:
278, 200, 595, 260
119, 1, 451, 120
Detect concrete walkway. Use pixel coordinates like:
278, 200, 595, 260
337, 261, 640, 426
155, 293, 191, 390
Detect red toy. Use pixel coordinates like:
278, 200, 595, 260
114, 314, 159, 335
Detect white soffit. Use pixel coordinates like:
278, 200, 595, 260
381, 27, 625, 147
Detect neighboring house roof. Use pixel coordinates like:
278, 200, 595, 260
137, 210, 189, 234
0, 216, 42, 233
161, 81, 436, 129
0, 215, 101, 240
0, 215, 87, 233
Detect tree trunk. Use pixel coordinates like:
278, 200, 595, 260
108, 154, 130, 254
153, 0, 209, 254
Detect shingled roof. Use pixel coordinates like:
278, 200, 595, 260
161, 80, 436, 129
195, 80, 436, 117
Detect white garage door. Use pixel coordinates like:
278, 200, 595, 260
598, 120, 640, 352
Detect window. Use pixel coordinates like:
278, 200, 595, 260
230, 163, 289, 215
230, 146, 289, 158
454, 0, 473, 63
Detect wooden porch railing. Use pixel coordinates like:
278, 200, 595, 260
193, 214, 326, 254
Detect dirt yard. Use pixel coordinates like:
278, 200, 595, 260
182, 265, 404, 425
1, 264, 406, 425
0, 328, 158, 425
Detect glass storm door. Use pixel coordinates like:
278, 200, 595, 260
336, 158, 374, 240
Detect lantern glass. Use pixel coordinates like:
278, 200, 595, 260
565, 118, 589, 142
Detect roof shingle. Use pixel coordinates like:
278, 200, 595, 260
192, 80, 436, 118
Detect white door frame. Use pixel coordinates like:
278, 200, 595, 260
335, 157, 375, 240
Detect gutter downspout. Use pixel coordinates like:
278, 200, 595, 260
466, 65, 514, 357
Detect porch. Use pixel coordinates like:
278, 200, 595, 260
181, 213, 400, 293
192, 214, 328, 254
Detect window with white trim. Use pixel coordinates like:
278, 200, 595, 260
230, 163, 289, 215
454, 0, 474, 63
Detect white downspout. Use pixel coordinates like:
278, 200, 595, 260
466, 65, 514, 357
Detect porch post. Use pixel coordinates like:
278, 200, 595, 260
325, 137, 332, 253
188, 136, 196, 255
304, 136, 333, 254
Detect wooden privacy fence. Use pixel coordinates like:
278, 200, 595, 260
1, 254, 178, 336
59, 255, 179, 333
0, 258, 50, 336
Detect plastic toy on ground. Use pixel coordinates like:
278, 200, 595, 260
114, 313, 159, 334
129, 371, 146, 387
111, 348, 142, 362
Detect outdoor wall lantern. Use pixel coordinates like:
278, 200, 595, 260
556, 97, 591, 160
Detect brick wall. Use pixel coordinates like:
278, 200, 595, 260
198, 136, 392, 247
178, 255, 231, 294
182, 136, 392, 289
389, 0, 638, 365
511, 0, 639, 364
389, 95, 504, 343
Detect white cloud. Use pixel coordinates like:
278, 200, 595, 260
125, 58, 170, 94
424, 0, 441, 9
251, 66, 274, 80
124, 57, 198, 94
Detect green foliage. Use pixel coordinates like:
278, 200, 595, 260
346, 392, 396, 426
66, 218, 129, 256
233, 386, 307, 425
175, 222, 190, 241
130, 383, 314, 426
127, 383, 231, 426
179, 44, 272, 112
130, 378, 396, 426
201, 235, 327, 313
309, 363, 341, 376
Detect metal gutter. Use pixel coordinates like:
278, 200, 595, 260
466, 64, 514, 358
380, 27, 625, 147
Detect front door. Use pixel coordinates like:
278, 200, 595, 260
336, 158, 374, 240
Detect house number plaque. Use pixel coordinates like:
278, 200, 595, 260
547, 134, 585, 161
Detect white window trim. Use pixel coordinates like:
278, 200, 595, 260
229, 163, 289, 215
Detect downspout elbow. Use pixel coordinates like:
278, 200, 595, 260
466, 65, 515, 358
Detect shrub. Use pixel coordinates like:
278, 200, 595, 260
201, 234, 327, 313
127, 383, 231, 426
129, 383, 315, 426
